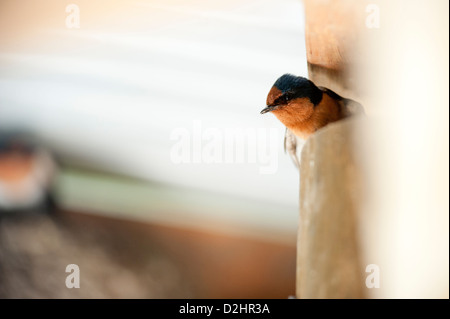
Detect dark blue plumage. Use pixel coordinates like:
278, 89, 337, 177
273, 74, 323, 106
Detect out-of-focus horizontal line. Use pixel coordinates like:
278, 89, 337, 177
54, 167, 297, 244
134, 1, 303, 32
45, 30, 303, 74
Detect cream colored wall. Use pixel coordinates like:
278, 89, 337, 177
358, 0, 449, 299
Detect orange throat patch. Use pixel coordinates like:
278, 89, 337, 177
271, 97, 316, 139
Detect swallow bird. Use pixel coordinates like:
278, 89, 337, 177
261, 74, 364, 167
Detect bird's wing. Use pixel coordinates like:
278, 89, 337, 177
284, 128, 305, 169
318, 86, 365, 117
318, 86, 344, 100
340, 98, 365, 117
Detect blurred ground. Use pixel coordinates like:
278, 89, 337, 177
0, 212, 194, 298
0, 210, 295, 298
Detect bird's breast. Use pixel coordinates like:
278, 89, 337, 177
275, 93, 344, 139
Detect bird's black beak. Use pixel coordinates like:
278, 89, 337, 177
260, 106, 273, 114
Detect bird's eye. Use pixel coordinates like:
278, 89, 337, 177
274, 94, 290, 106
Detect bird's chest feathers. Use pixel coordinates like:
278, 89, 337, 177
273, 107, 315, 139
272, 95, 341, 139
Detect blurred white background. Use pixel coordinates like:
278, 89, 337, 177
0, 0, 307, 242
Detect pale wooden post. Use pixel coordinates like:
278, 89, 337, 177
296, 0, 368, 298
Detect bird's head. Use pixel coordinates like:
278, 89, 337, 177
260, 74, 323, 126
